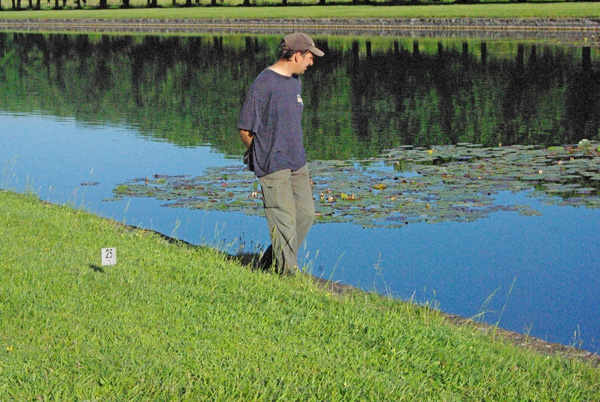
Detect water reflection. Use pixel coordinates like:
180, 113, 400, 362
1, 33, 598, 159
1, 32, 599, 353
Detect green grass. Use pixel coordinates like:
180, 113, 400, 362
1, 2, 600, 19
1, 189, 599, 400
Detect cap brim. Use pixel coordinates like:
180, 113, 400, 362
309, 46, 325, 57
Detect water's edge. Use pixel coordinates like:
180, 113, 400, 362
30, 189, 592, 366
0, 17, 599, 42
1, 18, 598, 363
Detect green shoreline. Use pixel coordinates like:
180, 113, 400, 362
2, 2, 599, 36
1, 2, 600, 19
1, 189, 599, 399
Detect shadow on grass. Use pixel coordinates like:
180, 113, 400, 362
89, 264, 105, 273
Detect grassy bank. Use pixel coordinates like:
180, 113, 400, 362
0, 189, 599, 400
1, 2, 600, 19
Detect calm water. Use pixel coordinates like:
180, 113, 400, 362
1, 32, 599, 352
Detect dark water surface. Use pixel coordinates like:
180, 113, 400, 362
1, 32, 599, 352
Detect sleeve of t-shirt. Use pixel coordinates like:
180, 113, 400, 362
238, 89, 262, 135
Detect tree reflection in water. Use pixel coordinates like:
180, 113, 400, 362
1, 32, 598, 160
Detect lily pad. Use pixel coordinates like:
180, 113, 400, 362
110, 141, 600, 228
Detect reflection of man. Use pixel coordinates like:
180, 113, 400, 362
238, 32, 324, 275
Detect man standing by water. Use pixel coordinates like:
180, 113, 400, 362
238, 32, 324, 275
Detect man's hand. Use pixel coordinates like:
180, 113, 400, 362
239, 129, 254, 148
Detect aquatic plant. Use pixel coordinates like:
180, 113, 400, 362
108, 142, 600, 228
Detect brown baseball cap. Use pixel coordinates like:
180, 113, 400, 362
284, 32, 325, 57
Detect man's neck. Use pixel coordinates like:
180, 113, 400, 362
268, 59, 295, 77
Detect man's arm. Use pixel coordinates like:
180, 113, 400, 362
239, 129, 254, 148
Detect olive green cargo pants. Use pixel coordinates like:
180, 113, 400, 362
259, 165, 315, 275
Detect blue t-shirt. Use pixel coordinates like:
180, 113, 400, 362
238, 68, 306, 177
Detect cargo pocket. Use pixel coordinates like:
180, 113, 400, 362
260, 179, 284, 208
260, 171, 291, 209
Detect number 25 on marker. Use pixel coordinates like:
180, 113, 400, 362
102, 248, 117, 266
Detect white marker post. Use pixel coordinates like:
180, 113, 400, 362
102, 248, 117, 266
